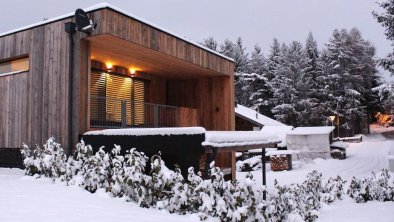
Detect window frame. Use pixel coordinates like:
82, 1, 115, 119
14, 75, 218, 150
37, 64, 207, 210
0, 55, 30, 77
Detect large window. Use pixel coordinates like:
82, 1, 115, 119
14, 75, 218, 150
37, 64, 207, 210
0, 56, 29, 76
90, 71, 146, 127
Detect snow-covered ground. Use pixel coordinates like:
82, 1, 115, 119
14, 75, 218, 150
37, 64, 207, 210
237, 129, 394, 222
370, 123, 394, 134
0, 168, 201, 222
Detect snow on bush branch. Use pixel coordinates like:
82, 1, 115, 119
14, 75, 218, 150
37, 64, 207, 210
21, 138, 393, 222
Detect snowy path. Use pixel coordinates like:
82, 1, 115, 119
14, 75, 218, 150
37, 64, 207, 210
238, 134, 393, 188
318, 197, 394, 222
0, 169, 202, 222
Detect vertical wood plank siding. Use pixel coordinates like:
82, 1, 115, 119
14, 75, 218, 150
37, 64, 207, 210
0, 17, 88, 149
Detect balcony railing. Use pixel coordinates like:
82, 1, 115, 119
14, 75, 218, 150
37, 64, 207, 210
90, 96, 185, 128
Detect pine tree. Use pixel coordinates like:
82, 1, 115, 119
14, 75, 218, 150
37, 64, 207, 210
201, 36, 218, 51
249, 44, 266, 75
298, 33, 327, 126
266, 38, 282, 81
373, 0, 394, 73
323, 28, 379, 135
233, 37, 249, 73
219, 39, 236, 60
230, 37, 251, 106
271, 41, 306, 126
374, 82, 394, 113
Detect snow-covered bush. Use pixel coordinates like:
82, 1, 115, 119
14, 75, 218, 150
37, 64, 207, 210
266, 179, 288, 221
347, 169, 394, 203
20, 138, 66, 178
94, 147, 112, 190
301, 171, 322, 222
108, 145, 125, 197
264, 171, 324, 222
23, 138, 394, 222
21, 143, 40, 176
66, 140, 100, 192
123, 148, 150, 205
322, 176, 346, 204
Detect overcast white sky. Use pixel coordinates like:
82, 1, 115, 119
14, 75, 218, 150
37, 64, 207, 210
1, 0, 393, 80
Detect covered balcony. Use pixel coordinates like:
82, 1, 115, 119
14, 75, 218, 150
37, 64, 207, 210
86, 34, 233, 130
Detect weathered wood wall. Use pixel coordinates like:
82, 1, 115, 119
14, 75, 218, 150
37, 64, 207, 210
0, 17, 89, 149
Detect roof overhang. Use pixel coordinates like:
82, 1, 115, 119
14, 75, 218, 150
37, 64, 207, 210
88, 34, 229, 79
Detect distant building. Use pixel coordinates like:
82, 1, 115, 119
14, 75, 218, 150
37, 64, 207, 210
287, 126, 335, 160
235, 104, 286, 131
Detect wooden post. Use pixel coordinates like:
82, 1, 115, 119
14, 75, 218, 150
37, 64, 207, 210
153, 104, 159, 128
121, 101, 126, 128
262, 147, 266, 200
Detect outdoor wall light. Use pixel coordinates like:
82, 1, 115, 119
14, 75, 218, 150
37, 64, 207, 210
129, 68, 136, 76
106, 62, 113, 72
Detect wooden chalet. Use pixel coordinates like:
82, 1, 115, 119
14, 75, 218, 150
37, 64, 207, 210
0, 3, 235, 170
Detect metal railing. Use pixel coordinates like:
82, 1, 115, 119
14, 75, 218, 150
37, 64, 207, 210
90, 96, 180, 128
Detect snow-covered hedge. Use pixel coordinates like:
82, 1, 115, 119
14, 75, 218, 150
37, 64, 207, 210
20, 138, 393, 222
347, 169, 394, 203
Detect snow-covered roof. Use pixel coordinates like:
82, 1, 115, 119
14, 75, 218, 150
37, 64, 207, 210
235, 104, 286, 127
287, 126, 335, 135
331, 141, 349, 149
84, 127, 206, 136
0, 2, 234, 62
202, 131, 281, 148
265, 150, 300, 156
260, 126, 294, 147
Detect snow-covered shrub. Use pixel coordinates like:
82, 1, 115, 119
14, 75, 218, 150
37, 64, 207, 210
301, 170, 322, 222
21, 143, 39, 176
265, 171, 323, 222
238, 173, 267, 220
322, 176, 346, 204
68, 140, 100, 192
20, 138, 66, 178
94, 147, 112, 190
160, 165, 191, 213
266, 180, 287, 221
105, 145, 125, 197
186, 167, 203, 212
27, 138, 394, 222
347, 169, 394, 203
148, 152, 178, 207
123, 148, 151, 205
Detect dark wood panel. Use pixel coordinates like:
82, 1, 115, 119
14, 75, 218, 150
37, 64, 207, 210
177, 107, 198, 127
78, 40, 91, 139
167, 76, 234, 131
